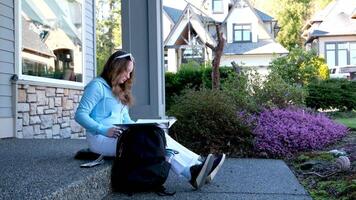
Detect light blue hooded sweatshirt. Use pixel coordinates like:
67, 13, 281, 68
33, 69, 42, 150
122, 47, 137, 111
75, 77, 134, 136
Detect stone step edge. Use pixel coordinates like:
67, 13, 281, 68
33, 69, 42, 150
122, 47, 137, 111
43, 166, 112, 200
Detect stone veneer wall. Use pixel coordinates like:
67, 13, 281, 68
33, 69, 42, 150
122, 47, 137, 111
16, 84, 85, 139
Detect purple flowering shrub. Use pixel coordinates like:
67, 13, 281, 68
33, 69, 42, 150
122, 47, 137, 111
252, 107, 348, 157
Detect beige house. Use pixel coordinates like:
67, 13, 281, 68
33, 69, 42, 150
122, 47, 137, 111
163, 0, 288, 74
0, 0, 166, 138
302, 0, 356, 80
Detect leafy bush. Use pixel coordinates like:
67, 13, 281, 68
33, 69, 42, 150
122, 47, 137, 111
270, 47, 329, 86
252, 107, 348, 157
254, 72, 307, 108
168, 89, 254, 156
165, 65, 237, 110
202, 66, 235, 89
306, 79, 356, 111
165, 72, 180, 110
165, 65, 204, 110
221, 70, 261, 112
176, 64, 204, 90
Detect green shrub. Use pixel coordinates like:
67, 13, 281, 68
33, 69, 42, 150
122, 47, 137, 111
165, 65, 236, 110
202, 66, 235, 89
165, 65, 204, 110
221, 70, 260, 112
167, 89, 254, 156
165, 72, 180, 110
254, 72, 307, 108
176, 64, 204, 89
306, 79, 356, 111
270, 47, 329, 86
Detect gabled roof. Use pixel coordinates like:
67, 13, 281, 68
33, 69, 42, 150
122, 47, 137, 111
303, 0, 356, 42
302, 0, 336, 31
163, 6, 183, 24
254, 8, 274, 22
164, 4, 216, 46
223, 39, 288, 55
22, 17, 55, 57
222, 0, 274, 39
163, 3, 214, 25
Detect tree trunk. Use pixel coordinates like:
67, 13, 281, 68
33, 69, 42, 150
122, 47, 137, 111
108, 0, 115, 53
206, 24, 225, 90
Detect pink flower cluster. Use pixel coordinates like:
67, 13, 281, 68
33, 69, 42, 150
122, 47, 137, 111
253, 107, 349, 157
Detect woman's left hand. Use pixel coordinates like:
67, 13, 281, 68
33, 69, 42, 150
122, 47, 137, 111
107, 127, 124, 138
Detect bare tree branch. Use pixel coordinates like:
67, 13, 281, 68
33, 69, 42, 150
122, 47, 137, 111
205, 42, 216, 51
211, 23, 226, 90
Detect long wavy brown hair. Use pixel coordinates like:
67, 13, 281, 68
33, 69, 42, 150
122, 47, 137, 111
100, 51, 135, 106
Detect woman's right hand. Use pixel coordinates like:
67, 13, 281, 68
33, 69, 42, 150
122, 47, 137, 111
107, 127, 124, 138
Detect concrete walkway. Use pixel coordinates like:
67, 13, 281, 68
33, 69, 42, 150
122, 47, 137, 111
105, 159, 312, 200
0, 139, 312, 200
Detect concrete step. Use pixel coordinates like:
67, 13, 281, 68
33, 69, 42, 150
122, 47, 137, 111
0, 139, 312, 200
105, 159, 312, 200
0, 139, 112, 200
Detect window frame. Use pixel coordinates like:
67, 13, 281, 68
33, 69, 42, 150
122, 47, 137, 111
325, 41, 356, 68
233, 23, 252, 43
16, 0, 86, 87
212, 0, 224, 14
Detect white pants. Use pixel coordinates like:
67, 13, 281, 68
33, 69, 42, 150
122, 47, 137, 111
86, 132, 201, 178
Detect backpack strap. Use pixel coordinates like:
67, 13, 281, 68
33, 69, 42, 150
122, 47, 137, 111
155, 186, 176, 196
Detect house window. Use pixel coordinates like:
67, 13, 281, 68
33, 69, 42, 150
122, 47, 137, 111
21, 0, 83, 83
338, 43, 348, 67
233, 24, 251, 42
350, 43, 356, 65
212, 0, 224, 13
325, 42, 356, 67
182, 47, 204, 64
326, 43, 336, 67
164, 49, 168, 71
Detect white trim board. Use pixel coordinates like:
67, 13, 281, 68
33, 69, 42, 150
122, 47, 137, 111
16, 0, 86, 87
0, 118, 14, 138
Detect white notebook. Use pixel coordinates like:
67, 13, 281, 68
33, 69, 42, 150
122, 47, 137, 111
115, 117, 177, 129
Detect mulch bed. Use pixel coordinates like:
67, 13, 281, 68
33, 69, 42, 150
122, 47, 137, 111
287, 131, 355, 200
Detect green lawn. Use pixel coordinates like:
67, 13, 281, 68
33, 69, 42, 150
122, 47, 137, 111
328, 111, 356, 129
335, 118, 356, 129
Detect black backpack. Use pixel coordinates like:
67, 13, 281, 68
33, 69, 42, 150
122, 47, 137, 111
111, 124, 174, 196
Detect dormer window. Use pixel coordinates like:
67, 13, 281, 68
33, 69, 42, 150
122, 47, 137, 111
233, 24, 252, 42
212, 0, 224, 14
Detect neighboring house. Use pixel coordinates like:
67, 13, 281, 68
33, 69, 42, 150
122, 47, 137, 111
163, 4, 216, 72
0, 0, 166, 139
163, 0, 288, 74
302, 0, 356, 80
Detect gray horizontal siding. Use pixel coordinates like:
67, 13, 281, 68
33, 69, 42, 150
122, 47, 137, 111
0, 3, 13, 17
86, 16, 93, 28
0, 107, 12, 117
84, 0, 95, 85
85, 38, 94, 49
0, 51, 14, 63
0, 96, 11, 107
85, 56, 94, 65
85, 7, 92, 18
0, 85, 11, 96
0, 27, 14, 40
0, 15, 13, 29
0, 62, 14, 73
85, 47, 94, 57
0, 0, 13, 8
0, 74, 11, 85
0, 0, 14, 118
0, 38, 14, 51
